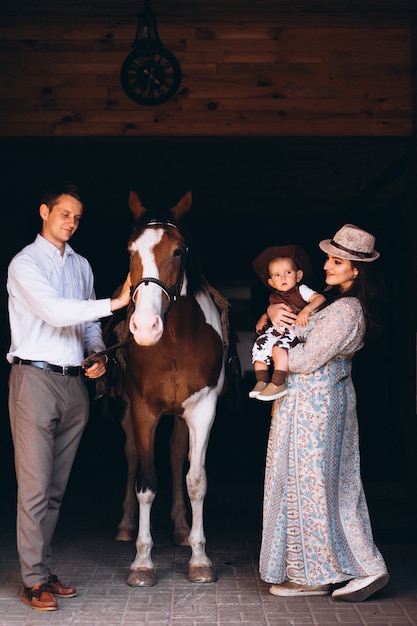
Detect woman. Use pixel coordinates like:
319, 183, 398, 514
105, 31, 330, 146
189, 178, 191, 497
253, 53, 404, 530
259, 224, 389, 602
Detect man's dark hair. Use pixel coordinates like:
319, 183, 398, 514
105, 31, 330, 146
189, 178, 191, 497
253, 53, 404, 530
40, 180, 83, 211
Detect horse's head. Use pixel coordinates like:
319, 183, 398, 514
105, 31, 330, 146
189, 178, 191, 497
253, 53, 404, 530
127, 190, 191, 346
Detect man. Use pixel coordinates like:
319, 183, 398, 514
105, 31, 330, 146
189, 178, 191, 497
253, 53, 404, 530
6, 180, 130, 611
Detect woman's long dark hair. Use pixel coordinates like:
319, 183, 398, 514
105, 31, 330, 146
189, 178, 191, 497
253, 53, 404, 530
321, 261, 388, 341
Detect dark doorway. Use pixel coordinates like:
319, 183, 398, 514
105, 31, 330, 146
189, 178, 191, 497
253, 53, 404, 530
0, 135, 412, 539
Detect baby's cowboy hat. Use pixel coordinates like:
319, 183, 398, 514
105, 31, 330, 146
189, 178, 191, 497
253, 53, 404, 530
319, 224, 380, 262
252, 244, 313, 289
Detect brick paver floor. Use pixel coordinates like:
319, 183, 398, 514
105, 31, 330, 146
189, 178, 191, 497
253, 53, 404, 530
1, 393, 416, 625
1, 485, 416, 626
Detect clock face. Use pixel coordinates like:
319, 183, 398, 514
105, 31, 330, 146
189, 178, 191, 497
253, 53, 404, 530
121, 48, 182, 106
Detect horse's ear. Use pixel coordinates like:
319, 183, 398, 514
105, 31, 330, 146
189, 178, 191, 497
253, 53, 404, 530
171, 190, 192, 222
129, 191, 148, 220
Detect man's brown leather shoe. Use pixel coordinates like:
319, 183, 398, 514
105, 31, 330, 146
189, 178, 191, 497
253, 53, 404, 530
46, 573, 77, 598
22, 583, 58, 611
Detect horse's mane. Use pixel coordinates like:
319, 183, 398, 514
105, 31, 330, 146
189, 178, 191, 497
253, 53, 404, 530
130, 208, 207, 297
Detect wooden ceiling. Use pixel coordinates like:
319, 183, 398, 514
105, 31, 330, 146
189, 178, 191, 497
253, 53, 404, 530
1, 0, 415, 22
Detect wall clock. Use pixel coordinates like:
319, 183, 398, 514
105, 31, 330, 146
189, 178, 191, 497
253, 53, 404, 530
121, 0, 182, 106
121, 48, 182, 106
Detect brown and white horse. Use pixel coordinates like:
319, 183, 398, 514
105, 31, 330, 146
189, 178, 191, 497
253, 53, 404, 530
115, 189, 227, 587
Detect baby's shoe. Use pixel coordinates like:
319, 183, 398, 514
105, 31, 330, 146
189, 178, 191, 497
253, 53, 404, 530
257, 382, 287, 401
249, 381, 268, 398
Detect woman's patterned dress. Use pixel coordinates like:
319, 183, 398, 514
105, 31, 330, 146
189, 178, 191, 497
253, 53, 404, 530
259, 297, 388, 585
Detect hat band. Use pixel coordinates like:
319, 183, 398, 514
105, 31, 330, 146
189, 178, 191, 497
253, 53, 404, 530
330, 239, 374, 259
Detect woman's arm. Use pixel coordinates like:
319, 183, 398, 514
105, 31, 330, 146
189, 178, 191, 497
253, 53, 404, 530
289, 298, 365, 374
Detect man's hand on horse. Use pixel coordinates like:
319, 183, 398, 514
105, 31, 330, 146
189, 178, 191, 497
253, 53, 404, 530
110, 273, 131, 311
83, 356, 107, 379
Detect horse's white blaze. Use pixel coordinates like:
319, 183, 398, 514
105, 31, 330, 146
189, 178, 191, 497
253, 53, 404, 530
129, 229, 166, 345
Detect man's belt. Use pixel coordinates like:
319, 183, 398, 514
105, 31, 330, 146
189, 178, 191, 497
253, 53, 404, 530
12, 357, 82, 376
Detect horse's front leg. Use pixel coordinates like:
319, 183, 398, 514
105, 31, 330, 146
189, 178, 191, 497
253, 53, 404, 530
126, 402, 158, 587
170, 415, 191, 546
183, 391, 218, 583
127, 486, 156, 587
115, 400, 138, 542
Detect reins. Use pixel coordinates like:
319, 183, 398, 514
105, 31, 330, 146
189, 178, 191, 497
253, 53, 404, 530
82, 336, 134, 369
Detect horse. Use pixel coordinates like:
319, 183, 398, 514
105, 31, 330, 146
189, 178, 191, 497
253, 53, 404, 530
111, 189, 228, 587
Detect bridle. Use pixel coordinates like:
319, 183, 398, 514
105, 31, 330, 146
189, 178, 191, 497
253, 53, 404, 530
129, 219, 189, 318
83, 220, 189, 372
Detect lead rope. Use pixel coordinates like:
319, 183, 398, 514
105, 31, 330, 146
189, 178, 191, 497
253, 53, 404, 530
81, 336, 134, 370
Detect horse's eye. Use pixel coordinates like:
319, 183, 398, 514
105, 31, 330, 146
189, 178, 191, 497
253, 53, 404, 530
173, 248, 183, 257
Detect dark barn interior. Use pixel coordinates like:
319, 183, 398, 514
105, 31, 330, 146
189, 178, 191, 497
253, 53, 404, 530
0, 0, 416, 598
0, 134, 415, 542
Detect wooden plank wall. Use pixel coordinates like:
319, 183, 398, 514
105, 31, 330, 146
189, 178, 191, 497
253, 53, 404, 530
0, 3, 413, 137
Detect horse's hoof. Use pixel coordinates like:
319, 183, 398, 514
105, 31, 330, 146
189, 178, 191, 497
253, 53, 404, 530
173, 532, 190, 547
127, 568, 156, 587
188, 565, 217, 583
114, 530, 134, 542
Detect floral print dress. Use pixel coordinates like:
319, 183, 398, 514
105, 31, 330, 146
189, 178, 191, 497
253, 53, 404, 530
259, 297, 388, 585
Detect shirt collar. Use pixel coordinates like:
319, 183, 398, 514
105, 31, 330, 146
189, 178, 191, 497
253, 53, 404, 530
35, 233, 75, 259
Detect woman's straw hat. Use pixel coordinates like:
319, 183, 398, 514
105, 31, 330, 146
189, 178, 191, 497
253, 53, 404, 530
319, 224, 379, 262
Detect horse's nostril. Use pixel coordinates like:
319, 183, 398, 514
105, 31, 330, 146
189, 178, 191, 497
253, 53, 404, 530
153, 316, 163, 333
129, 313, 164, 344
